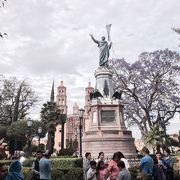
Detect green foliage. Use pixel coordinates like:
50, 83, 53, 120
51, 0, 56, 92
40, 101, 66, 154
58, 140, 77, 156
7, 120, 46, 139
22, 167, 83, 180
144, 125, 164, 152
0, 76, 38, 125
52, 158, 83, 168
128, 167, 139, 180
0, 125, 8, 142
1, 157, 82, 169
23, 158, 33, 167
23, 144, 38, 154
0, 160, 12, 166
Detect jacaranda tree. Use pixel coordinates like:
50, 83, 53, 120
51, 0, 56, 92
110, 49, 180, 136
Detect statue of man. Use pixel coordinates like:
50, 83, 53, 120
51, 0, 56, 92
89, 34, 112, 67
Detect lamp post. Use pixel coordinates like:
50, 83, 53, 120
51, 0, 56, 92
27, 118, 33, 157
38, 127, 42, 148
159, 108, 167, 148
79, 108, 85, 157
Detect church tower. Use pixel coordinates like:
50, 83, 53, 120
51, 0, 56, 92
56, 81, 67, 114
54, 80, 67, 152
73, 102, 79, 115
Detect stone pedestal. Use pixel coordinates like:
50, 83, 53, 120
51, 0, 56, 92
82, 67, 136, 158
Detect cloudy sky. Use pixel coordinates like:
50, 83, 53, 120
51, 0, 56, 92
0, 0, 180, 138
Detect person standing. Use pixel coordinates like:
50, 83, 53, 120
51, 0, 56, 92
0, 163, 8, 180
136, 147, 154, 179
152, 156, 166, 180
5, 161, 24, 180
117, 161, 131, 180
156, 152, 167, 176
107, 152, 120, 180
83, 152, 91, 180
164, 148, 174, 180
97, 160, 109, 180
39, 151, 52, 180
32, 151, 43, 180
117, 151, 130, 169
87, 161, 97, 180
96, 152, 105, 163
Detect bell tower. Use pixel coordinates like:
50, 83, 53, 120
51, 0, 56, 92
56, 81, 67, 114
54, 80, 67, 152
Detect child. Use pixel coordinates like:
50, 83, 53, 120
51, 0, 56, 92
117, 161, 131, 180
87, 160, 97, 180
97, 160, 109, 180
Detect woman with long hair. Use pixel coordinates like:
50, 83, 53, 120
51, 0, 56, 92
107, 153, 120, 180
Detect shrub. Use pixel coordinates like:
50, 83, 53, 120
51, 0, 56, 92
52, 158, 83, 169
22, 167, 83, 180
0, 160, 13, 166
128, 167, 139, 179
23, 158, 33, 167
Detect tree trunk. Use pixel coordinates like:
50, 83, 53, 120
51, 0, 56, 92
47, 131, 55, 155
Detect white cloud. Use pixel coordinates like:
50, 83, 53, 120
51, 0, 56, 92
0, 0, 180, 138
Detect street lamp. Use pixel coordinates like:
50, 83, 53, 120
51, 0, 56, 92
27, 118, 33, 157
79, 108, 85, 157
38, 127, 42, 148
159, 108, 167, 148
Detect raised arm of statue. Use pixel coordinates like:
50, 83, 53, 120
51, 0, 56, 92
89, 34, 99, 44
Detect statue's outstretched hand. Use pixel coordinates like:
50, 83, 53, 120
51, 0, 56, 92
89, 34, 93, 38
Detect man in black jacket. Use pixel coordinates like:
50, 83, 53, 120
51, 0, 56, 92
32, 151, 42, 180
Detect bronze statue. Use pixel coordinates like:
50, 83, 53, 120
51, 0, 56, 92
89, 34, 112, 67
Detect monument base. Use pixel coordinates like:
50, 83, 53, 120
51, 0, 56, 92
83, 129, 136, 159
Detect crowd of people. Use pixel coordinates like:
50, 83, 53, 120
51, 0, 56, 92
0, 147, 179, 180
0, 150, 52, 180
83, 147, 179, 180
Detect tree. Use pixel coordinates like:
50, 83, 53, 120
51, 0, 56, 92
144, 125, 164, 153
7, 120, 46, 156
0, 0, 7, 8
110, 49, 180, 136
0, 76, 38, 124
40, 101, 60, 154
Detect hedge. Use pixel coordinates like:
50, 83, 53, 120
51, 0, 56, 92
1, 157, 83, 168
22, 167, 83, 180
